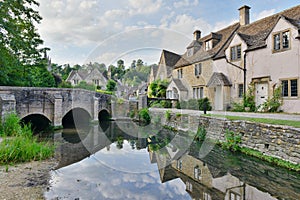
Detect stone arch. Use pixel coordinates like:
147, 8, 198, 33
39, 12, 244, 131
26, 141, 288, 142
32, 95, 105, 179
62, 107, 92, 128
98, 109, 111, 122
21, 113, 52, 133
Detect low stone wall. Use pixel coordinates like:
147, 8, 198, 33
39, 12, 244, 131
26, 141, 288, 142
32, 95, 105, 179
149, 109, 300, 164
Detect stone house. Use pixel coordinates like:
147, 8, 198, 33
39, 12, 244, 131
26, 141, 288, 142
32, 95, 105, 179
66, 68, 108, 89
154, 4, 300, 112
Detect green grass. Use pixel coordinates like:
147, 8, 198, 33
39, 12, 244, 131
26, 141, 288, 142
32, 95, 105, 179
240, 147, 300, 172
0, 113, 55, 165
205, 114, 300, 128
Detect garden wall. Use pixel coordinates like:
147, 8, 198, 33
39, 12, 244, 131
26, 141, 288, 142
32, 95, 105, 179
149, 109, 300, 164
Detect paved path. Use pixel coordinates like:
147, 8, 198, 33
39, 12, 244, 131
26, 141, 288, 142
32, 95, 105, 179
149, 108, 300, 121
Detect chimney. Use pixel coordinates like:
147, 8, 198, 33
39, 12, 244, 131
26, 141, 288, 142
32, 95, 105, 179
193, 30, 201, 40
239, 5, 251, 26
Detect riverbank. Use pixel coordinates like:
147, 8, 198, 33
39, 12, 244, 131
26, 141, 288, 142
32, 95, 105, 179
0, 159, 57, 200
149, 108, 300, 169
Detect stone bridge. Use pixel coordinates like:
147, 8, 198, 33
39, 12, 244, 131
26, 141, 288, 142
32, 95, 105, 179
0, 87, 111, 128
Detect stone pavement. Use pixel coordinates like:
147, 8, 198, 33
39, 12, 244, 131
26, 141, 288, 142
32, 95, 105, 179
149, 108, 300, 121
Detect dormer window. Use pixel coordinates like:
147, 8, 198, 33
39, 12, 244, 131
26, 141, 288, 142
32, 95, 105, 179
187, 48, 193, 57
205, 40, 212, 50
273, 30, 290, 52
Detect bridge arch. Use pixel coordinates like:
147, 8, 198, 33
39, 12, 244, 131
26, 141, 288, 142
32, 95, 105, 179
98, 109, 111, 122
62, 107, 92, 128
21, 113, 52, 133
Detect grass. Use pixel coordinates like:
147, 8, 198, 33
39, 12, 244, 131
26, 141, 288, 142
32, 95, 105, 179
240, 147, 300, 172
205, 114, 300, 128
0, 113, 55, 165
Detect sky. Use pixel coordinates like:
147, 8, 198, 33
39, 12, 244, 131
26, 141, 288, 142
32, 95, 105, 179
36, 0, 300, 67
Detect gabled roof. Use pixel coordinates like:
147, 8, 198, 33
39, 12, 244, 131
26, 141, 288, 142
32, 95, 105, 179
159, 50, 181, 77
172, 79, 188, 91
175, 23, 240, 67
236, 5, 300, 51
187, 40, 202, 49
151, 65, 159, 78
207, 72, 231, 87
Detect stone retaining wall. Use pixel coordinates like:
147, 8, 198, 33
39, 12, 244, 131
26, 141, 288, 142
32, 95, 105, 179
149, 110, 300, 164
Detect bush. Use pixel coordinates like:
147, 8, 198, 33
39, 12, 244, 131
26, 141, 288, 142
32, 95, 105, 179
75, 81, 95, 91
58, 81, 73, 88
232, 102, 245, 112
198, 97, 212, 111
138, 108, 151, 125
165, 110, 171, 121
195, 126, 206, 142
260, 86, 283, 112
160, 100, 172, 108
222, 130, 242, 152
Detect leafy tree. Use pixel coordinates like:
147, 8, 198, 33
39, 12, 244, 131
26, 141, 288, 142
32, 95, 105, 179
106, 79, 117, 92
74, 81, 95, 91
131, 60, 136, 69
0, 0, 53, 87
148, 79, 169, 98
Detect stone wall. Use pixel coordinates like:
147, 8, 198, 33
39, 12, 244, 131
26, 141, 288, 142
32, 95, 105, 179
149, 109, 300, 164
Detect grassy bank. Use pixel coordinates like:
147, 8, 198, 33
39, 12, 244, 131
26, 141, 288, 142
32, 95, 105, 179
0, 113, 55, 165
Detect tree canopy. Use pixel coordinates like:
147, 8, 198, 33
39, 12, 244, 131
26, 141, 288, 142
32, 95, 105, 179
0, 0, 55, 87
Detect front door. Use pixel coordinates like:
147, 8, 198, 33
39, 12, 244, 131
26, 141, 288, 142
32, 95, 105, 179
255, 82, 268, 109
215, 86, 223, 110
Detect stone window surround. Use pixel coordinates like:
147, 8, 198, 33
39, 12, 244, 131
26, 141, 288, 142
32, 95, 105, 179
238, 83, 244, 98
280, 77, 299, 99
194, 63, 202, 77
230, 44, 242, 61
193, 86, 204, 99
272, 28, 291, 53
177, 68, 183, 79
229, 191, 241, 200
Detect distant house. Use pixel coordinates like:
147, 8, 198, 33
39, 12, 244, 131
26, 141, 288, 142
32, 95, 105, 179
148, 65, 158, 83
152, 4, 300, 113
66, 68, 108, 89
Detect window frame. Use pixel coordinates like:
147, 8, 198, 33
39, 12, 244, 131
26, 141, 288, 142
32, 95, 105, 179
238, 84, 244, 98
193, 86, 204, 99
194, 63, 202, 76
281, 78, 298, 98
272, 29, 291, 53
230, 44, 242, 61
177, 69, 183, 79
205, 40, 212, 51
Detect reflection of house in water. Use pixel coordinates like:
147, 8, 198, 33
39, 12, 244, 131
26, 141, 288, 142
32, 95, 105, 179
152, 144, 300, 200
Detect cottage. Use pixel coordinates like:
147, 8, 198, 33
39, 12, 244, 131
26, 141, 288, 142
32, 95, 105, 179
154, 4, 300, 113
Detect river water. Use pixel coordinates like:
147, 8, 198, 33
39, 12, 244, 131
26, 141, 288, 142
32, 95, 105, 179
45, 121, 300, 200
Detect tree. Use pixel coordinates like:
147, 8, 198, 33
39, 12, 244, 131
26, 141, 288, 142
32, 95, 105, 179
131, 60, 136, 69
136, 59, 144, 70
0, 0, 53, 86
148, 79, 169, 98
106, 79, 117, 92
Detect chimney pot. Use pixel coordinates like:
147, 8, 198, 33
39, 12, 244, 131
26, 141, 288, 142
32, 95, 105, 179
193, 30, 201, 40
239, 5, 251, 26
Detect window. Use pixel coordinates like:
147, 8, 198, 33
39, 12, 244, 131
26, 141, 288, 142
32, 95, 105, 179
177, 160, 182, 170
93, 79, 99, 85
230, 45, 241, 61
203, 192, 212, 200
205, 40, 212, 50
229, 191, 241, 200
178, 69, 183, 79
187, 48, 193, 57
282, 79, 298, 97
186, 181, 193, 192
194, 166, 201, 179
73, 79, 79, 85
194, 63, 202, 76
238, 84, 244, 98
193, 87, 204, 99
273, 30, 290, 52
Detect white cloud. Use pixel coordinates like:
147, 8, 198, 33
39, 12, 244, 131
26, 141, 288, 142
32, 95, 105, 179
253, 9, 276, 21
128, 0, 163, 15
173, 0, 199, 9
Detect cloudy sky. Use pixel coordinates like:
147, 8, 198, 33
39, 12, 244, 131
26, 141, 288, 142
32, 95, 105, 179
37, 0, 300, 67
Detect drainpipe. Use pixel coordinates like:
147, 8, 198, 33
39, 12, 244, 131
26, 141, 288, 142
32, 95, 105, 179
225, 52, 247, 106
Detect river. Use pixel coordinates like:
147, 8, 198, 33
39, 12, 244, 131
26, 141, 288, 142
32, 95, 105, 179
44, 121, 300, 200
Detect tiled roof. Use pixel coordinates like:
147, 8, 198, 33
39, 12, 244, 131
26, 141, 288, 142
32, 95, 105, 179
175, 23, 240, 67
207, 72, 231, 87
162, 50, 181, 76
237, 5, 300, 51
173, 79, 188, 91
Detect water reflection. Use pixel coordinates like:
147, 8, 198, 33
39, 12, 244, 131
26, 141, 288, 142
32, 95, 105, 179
46, 121, 300, 200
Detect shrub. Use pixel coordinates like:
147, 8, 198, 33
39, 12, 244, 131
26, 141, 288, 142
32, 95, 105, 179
165, 110, 171, 121
261, 86, 283, 112
175, 101, 181, 109
222, 130, 242, 152
75, 81, 95, 91
129, 110, 136, 118
195, 126, 206, 142
232, 102, 245, 112
138, 108, 151, 125
160, 100, 172, 108
187, 99, 199, 110
198, 97, 212, 111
